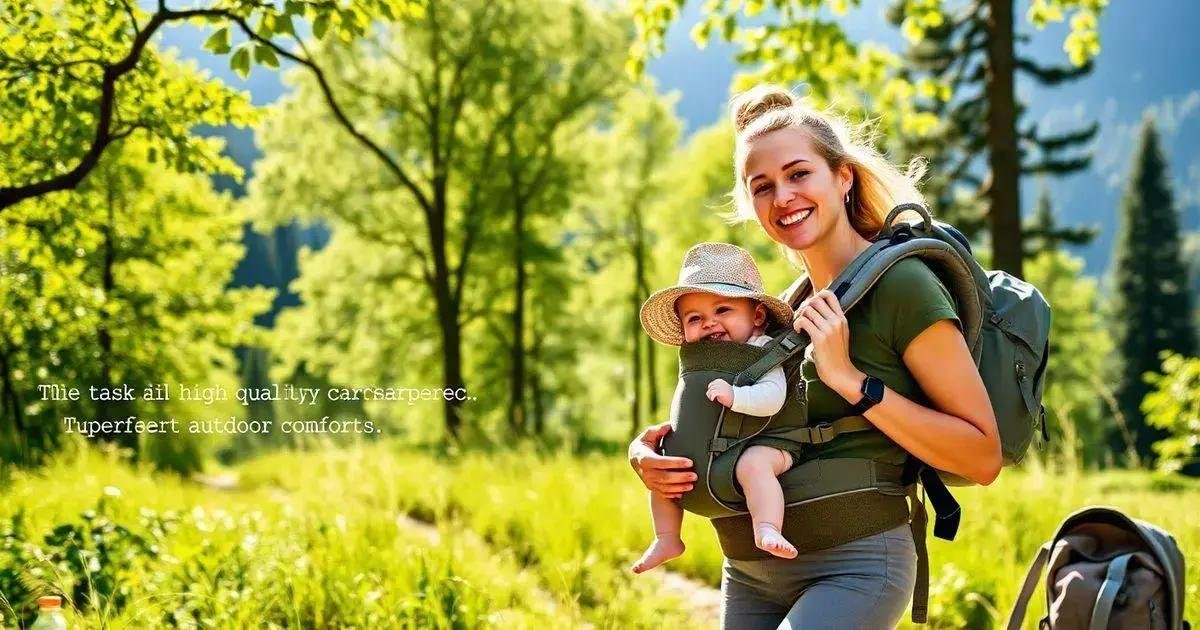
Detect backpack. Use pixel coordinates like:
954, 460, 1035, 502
658, 202, 1052, 623
773, 201, 1053, 485
1006, 506, 1190, 630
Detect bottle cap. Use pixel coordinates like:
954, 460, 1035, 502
37, 595, 62, 609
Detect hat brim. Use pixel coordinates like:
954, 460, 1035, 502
639, 282, 795, 346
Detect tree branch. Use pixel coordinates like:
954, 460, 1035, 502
240, 22, 436, 224
0, 7, 229, 212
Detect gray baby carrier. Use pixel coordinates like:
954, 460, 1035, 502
658, 202, 1052, 623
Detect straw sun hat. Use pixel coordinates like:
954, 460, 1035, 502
639, 242, 795, 346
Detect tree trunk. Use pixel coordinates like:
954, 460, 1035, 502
633, 219, 657, 419
430, 186, 464, 441
96, 178, 138, 453
984, 0, 1024, 278
631, 293, 643, 436
0, 337, 28, 463
529, 322, 545, 436
508, 140, 528, 435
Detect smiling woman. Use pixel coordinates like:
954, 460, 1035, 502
630, 84, 1002, 629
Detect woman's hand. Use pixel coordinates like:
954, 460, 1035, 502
628, 422, 697, 499
793, 289, 864, 401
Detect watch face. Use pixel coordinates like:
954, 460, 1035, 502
863, 376, 885, 404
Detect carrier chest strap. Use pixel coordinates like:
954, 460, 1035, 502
772, 415, 874, 444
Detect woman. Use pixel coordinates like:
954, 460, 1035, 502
628, 85, 1002, 628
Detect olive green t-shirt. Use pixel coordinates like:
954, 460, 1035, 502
796, 257, 961, 466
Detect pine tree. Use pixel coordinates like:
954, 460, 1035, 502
886, 1, 1099, 278
1111, 117, 1198, 464
1023, 181, 1098, 259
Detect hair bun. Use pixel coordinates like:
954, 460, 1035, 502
730, 85, 796, 132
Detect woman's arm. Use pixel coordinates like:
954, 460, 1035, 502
797, 290, 1002, 485
628, 422, 698, 498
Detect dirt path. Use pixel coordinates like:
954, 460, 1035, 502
396, 511, 722, 626
194, 472, 724, 626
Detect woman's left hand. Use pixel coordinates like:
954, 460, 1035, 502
793, 289, 863, 400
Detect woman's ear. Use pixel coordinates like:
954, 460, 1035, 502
839, 163, 854, 198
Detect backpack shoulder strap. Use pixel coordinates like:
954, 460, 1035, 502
1006, 541, 1053, 630
1090, 553, 1135, 630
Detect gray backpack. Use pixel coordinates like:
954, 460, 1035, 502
772, 201, 1053, 486
1007, 506, 1190, 630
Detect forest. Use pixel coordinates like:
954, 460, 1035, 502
2, 0, 1197, 627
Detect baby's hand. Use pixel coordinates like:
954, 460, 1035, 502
706, 379, 735, 408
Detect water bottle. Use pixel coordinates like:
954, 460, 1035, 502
29, 596, 67, 630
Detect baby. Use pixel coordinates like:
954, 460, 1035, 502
632, 242, 799, 574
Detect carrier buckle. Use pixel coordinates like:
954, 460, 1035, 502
708, 437, 735, 453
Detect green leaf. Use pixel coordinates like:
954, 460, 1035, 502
203, 27, 231, 55
230, 46, 251, 78
313, 13, 330, 39
276, 14, 296, 36
721, 13, 736, 42
254, 44, 280, 69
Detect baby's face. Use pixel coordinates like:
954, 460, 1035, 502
675, 293, 766, 344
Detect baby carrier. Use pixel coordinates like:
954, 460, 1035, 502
658, 202, 1052, 623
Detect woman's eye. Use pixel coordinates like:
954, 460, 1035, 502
790, 170, 809, 181
753, 183, 771, 196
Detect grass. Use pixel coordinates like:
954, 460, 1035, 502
2, 444, 1197, 628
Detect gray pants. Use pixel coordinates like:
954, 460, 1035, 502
720, 524, 917, 629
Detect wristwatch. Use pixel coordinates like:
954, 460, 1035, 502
850, 374, 885, 415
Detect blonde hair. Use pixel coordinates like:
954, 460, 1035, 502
728, 84, 927, 266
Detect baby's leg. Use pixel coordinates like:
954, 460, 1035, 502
631, 492, 686, 574
735, 445, 797, 559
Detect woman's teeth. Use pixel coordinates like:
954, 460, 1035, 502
779, 208, 813, 227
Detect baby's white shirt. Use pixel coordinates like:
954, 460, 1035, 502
729, 334, 787, 416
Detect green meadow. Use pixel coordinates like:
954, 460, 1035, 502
2, 444, 1196, 628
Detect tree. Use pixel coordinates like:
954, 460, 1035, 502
626, 0, 1107, 278
247, 0, 628, 441
0, 0, 408, 214
1110, 117, 1198, 464
0, 138, 273, 470
887, 0, 1101, 274
1143, 352, 1200, 475
1022, 181, 1097, 259
573, 87, 683, 435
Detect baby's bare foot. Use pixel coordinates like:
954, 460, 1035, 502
754, 523, 797, 559
631, 536, 686, 574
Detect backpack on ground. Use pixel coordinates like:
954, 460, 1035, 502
1006, 506, 1190, 630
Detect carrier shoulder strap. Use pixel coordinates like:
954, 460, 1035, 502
735, 234, 981, 387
